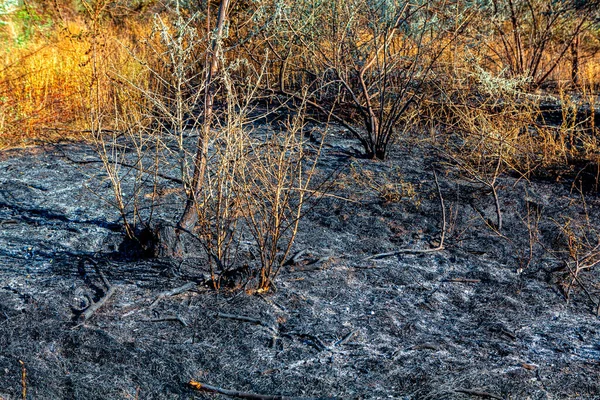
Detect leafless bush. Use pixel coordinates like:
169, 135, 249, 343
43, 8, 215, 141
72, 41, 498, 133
235, 107, 322, 291
91, 1, 322, 291
463, 0, 598, 88
257, 0, 468, 159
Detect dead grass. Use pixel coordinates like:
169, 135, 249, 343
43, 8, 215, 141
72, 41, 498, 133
428, 63, 600, 186
0, 7, 150, 149
1, 0, 599, 159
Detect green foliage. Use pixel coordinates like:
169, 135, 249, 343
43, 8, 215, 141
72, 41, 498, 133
0, 0, 53, 45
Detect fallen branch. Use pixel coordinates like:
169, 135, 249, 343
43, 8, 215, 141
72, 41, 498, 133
188, 380, 336, 400
445, 278, 481, 284
214, 312, 277, 333
81, 275, 116, 322
363, 169, 446, 261
454, 388, 503, 400
144, 315, 188, 327
150, 282, 196, 308
363, 247, 443, 260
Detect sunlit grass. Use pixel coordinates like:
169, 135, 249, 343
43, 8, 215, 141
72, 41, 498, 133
0, 0, 598, 163
0, 15, 150, 149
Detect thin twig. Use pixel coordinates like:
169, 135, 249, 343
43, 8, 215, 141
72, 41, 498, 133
19, 360, 26, 400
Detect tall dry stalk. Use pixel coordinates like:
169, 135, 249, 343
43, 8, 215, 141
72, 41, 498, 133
178, 0, 231, 233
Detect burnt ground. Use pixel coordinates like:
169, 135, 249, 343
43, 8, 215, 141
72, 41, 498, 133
0, 126, 599, 400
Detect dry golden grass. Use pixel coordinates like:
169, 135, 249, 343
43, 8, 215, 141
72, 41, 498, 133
0, 15, 150, 150
0, 0, 599, 170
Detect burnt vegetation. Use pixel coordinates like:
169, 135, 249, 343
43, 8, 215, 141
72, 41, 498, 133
1, 0, 600, 399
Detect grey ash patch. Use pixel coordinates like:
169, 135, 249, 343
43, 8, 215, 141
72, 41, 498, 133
0, 133, 598, 399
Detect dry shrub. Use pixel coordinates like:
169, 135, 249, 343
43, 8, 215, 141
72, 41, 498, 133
235, 110, 321, 291
93, 6, 322, 292
424, 1, 600, 193
436, 76, 541, 175
454, 0, 600, 89
252, 0, 467, 160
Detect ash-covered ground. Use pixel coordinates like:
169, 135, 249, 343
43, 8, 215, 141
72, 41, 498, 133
0, 126, 599, 399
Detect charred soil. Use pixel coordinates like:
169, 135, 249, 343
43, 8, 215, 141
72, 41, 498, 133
0, 127, 599, 399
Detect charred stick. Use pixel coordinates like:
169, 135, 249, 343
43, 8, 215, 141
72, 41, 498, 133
150, 282, 196, 308
189, 380, 337, 400
334, 330, 357, 347
363, 247, 444, 261
81, 284, 116, 322
144, 315, 188, 327
454, 388, 503, 400
215, 312, 277, 333
445, 278, 481, 284
499, 329, 517, 341
98, 270, 111, 289
409, 343, 440, 351
282, 331, 328, 351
